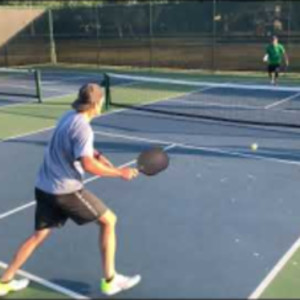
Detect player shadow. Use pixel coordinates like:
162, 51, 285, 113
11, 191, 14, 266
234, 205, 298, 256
94, 111, 300, 140
51, 279, 91, 295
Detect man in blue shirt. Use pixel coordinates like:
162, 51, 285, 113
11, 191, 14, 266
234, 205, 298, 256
0, 83, 141, 296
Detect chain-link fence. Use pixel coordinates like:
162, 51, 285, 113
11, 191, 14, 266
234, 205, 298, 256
1, 0, 300, 71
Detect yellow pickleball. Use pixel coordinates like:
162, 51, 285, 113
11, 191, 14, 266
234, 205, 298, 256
251, 143, 258, 151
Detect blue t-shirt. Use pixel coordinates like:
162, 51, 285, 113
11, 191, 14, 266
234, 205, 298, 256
35, 110, 94, 194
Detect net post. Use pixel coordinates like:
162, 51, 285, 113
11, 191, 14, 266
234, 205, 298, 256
101, 73, 111, 111
34, 70, 43, 103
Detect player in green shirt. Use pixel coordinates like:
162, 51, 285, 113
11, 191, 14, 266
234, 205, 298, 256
264, 36, 289, 85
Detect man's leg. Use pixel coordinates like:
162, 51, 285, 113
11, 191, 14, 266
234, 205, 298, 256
98, 209, 117, 280
274, 65, 280, 85
1, 228, 51, 282
268, 65, 276, 84
97, 209, 141, 296
63, 189, 141, 296
268, 66, 273, 84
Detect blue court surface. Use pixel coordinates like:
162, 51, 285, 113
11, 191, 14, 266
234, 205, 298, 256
1, 69, 300, 298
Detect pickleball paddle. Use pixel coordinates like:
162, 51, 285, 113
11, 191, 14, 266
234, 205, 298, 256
137, 147, 169, 176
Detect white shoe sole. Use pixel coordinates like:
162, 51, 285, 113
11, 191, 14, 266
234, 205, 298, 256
103, 275, 141, 296
0, 279, 29, 297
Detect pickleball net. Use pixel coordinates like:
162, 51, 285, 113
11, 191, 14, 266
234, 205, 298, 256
0, 68, 42, 103
103, 73, 300, 129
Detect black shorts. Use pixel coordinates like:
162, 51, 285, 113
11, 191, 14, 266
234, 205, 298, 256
34, 188, 108, 230
268, 64, 280, 73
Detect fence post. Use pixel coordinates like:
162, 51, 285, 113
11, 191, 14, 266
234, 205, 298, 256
48, 9, 57, 65
149, 1, 153, 70
212, 0, 216, 72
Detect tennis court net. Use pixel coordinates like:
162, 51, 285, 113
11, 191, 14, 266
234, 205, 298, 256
0, 68, 42, 103
104, 73, 300, 129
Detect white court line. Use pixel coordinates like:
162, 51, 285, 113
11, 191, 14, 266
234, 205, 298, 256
0, 82, 139, 140
0, 142, 176, 220
110, 83, 217, 113
1, 129, 300, 297
0, 261, 89, 299
177, 143, 300, 166
5, 128, 298, 295
172, 99, 261, 110
94, 130, 171, 145
141, 86, 300, 114
0, 126, 55, 143
0, 143, 176, 297
0, 79, 210, 141
94, 131, 300, 298
84, 143, 176, 184
0, 91, 76, 110
0, 202, 36, 220
264, 92, 300, 109
94, 130, 300, 166
2, 102, 300, 214
1, 74, 300, 298
248, 236, 300, 299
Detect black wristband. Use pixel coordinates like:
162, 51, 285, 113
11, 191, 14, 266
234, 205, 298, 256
94, 150, 102, 159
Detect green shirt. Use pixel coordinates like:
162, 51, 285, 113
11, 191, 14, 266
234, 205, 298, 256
266, 43, 285, 65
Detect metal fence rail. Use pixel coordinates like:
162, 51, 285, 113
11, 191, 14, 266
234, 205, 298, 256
1, 0, 300, 71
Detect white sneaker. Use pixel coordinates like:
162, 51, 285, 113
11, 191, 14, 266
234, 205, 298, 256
101, 273, 141, 296
0, 278, 30, 297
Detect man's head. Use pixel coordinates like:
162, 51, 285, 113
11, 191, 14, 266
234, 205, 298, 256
72, 83, 104, 117
272, 35, 278, 45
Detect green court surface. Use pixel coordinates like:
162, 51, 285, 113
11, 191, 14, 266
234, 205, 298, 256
0, 94, 75, 141
110, 81, 195, 106
260, 247, 300, 299
4, 283, 70, 299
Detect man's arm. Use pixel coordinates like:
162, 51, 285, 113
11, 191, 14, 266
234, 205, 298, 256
94, 150, 114, 167
80, 156, 138, 180
263, 45, 269, 62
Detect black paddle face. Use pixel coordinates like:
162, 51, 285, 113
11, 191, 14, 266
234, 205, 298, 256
137, 147, 169, 176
